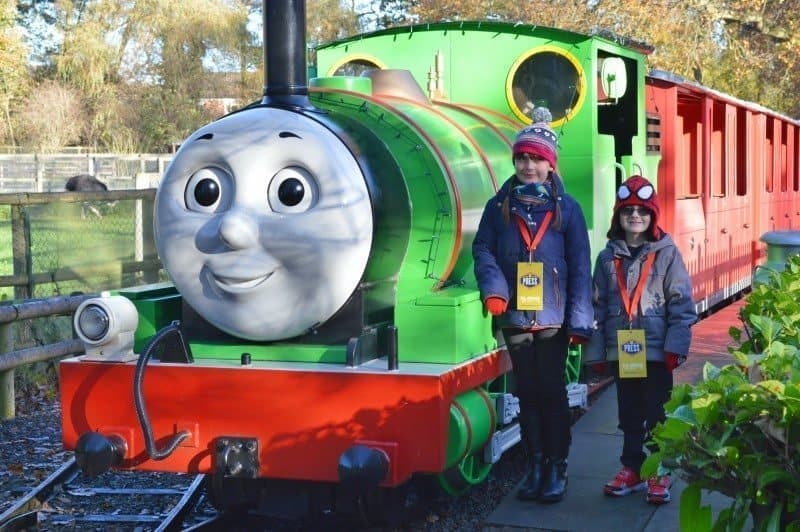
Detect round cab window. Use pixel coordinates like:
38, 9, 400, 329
508, 47, 585, 125
332, 59, 381, 77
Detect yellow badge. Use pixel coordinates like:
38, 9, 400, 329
517, 262, 544, 310
617, 329, 647, 378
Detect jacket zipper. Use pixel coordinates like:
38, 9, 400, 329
530, 266, 560, 327
553, 266, 560, 308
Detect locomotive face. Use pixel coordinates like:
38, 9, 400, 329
154, 107, 373, 341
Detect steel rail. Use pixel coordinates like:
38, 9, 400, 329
0, 457, 206, 531
0, 457, 80, 531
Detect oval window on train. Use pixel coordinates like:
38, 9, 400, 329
507, 46, 586, 125
328, 56, 384, 77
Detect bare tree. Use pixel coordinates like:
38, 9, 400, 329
47, 0, 253, 152
15, 81, 86, 152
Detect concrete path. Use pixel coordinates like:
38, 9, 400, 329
482, 299, 749, 531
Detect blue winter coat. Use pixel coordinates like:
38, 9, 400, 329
472, 175, 594, 337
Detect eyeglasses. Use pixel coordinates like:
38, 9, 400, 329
617, 183, 655, 201
620, 206, 652, 217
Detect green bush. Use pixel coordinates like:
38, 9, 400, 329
643, 256, 800, 532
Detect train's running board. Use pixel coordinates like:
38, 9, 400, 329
484, 423, 521, 464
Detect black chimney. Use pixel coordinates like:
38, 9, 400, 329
262, 0, 312, 109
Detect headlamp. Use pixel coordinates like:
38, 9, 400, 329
74, 295, 139, 362
77, 304, 110, 341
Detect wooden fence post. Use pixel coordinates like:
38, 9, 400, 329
142, 196, 157, 283
0, 323, 15, 420
134, 174, 145, 280
135, 173, 159, 283
11, 204, 30, 300
34, 153, 44, 192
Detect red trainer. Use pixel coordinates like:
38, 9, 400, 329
646, 475, 672, 504
604, 467, 647, 496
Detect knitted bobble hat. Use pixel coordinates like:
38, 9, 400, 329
512, 122, 558, 169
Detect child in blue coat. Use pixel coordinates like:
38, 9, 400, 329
473, 118, 593, 503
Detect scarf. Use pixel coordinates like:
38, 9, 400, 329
512, 181, 552, 206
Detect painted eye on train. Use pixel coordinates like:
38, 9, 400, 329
184, 168, 232, 213
267, 167, 318, 213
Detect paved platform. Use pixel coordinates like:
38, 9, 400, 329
483, 299, 748, 531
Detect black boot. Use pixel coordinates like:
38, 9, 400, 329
516, 453, 544, 501
539, 458, 568, 503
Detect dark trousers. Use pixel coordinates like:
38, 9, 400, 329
504, 327, 571, 459
613, 361, 673, 473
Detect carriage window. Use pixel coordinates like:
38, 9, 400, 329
676, 98, 702, 198
507, 47, 585, 125
795, 128, 800, 192
331, 58, 381, 77
766, 120, 775, 193
710, 101, 726, 197
736, 108, 747, 196
780, 122, 789, 192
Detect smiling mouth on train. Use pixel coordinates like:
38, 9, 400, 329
211, 271, 274, 292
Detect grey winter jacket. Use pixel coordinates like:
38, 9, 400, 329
583, 235, 697, 363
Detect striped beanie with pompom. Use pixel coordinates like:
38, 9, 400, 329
512, 122, 558, 169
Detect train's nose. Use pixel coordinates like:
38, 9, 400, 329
218, 209, 259, 250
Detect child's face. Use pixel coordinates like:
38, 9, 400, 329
514, 153, 552, 184
619, 205, 652, 238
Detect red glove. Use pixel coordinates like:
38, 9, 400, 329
589, 362, 608, 375
665, 353, 684, 373
484, 297, 507, 316
569, 335, 587, 346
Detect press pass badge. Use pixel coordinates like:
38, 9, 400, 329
517, 262, 544, 310
617, 329, 647, 378
513, 211, 553, 312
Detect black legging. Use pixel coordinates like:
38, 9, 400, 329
614, 360, 673, 472
504, 327, 571, 459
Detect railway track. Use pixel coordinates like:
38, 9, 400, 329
0, 457, 207, 531
0, 379, 616, 532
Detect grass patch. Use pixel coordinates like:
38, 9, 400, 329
0, 200, 158, 301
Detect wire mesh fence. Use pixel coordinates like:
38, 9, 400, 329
0, 188, 164, 354
0, 192, 163, 301
0, 154, 169, 398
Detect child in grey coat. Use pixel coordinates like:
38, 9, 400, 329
584, 175, 697, 505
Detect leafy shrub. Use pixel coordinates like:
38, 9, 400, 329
643, 255, 800, 531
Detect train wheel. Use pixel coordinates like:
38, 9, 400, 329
437, 452, 492, 495
206, 474, 259, 513
360, 475, 438, 526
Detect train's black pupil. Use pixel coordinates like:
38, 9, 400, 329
194, 179, 219, 206
278, 178, 304, 206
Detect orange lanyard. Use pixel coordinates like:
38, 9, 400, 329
614, 253, 656, 323
514, 211, 553, 261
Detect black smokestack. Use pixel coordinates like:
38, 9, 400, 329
262, 0, 311, 109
